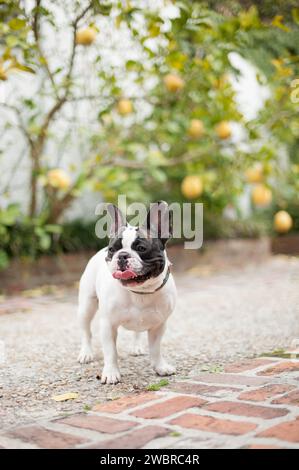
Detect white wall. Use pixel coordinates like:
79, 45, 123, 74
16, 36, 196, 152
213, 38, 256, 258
0, 2, 270, 221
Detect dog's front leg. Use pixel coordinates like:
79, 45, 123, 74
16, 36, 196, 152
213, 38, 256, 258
100, 318, 121, 384
148, 323, 176, 376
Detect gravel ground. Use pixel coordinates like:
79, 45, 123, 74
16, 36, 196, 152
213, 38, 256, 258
1, 255, 299, 430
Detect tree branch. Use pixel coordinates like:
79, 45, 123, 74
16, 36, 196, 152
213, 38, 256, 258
0, 102, 34, 149
101, 147, 216, 169
63, 1, 94, 98
32, 0, 59, 97
38, 1, 94, 141
45, 146, 215, 223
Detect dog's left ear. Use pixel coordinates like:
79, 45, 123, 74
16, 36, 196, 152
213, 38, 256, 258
143, 201, 172, 245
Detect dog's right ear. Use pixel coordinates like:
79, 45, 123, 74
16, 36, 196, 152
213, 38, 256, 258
106, 204, 126, 238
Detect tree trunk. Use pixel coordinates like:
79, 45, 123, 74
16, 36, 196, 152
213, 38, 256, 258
46, 193, 75, 224
29, 143, 43, 218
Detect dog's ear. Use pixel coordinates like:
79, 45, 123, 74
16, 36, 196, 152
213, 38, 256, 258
106, 204, 126, 238
142, 201, 172, 245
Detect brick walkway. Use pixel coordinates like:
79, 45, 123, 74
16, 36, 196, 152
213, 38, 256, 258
1, 357, 299, 449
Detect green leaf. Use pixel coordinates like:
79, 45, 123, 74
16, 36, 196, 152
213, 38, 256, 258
11, 63, 35, 74
44, 224, 62, 234
292, 8, 299, 24
5, 35, 19, 48
8, 18, 27, 30
0, 250, 9, 270
39, 233, 51, 251
0, 204, 19, 226
149, 168, 167, 183
147, 379, 169, 391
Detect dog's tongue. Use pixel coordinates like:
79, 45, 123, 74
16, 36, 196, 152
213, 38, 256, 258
112, 269, 137, 280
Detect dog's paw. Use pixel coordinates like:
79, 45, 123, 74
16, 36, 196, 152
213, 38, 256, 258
77, 346, 94, 364
154, 361, 176, 376
101, 365, 121, 385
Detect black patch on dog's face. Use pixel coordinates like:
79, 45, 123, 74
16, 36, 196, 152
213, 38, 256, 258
105, 236, 123, 262
127, 231, 166, 284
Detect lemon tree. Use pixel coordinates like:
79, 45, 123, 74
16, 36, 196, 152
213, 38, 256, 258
1, 0, 299, 266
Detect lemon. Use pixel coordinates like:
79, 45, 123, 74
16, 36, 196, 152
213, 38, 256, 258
215, 121, 231, 139
245, 163, 263, 183
274, 210, 293, 233
181, 175, 203, 199
117, 99, 133, 115
251, 184, 272, 207
0, 67, 8, 81
48, 169, 71, 190
75, 28, 97, 46
188, 119, 204, 139
164, 74, 185, 92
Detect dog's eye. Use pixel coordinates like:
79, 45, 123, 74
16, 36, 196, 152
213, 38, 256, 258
136, 244, 146, 253
108, 246, 114, 254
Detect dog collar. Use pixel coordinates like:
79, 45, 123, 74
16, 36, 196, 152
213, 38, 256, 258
129, 267, 171, 295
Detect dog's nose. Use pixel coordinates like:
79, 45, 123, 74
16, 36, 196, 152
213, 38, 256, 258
118, 252, 130, 262
118, 252, 131, 271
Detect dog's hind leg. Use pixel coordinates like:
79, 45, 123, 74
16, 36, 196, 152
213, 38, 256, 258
77, 294, 98, 364
130, 332, 145, 356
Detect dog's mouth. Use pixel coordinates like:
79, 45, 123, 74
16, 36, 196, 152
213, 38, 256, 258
112, 269, 152, 286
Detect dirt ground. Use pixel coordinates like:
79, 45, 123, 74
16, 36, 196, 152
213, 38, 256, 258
1, 254, 299, 430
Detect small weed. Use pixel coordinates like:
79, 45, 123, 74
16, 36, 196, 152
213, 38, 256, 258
147, 379, 169, 391
83, 404, 91, 411
260, 348, 295, 359
170, 431, 182, 437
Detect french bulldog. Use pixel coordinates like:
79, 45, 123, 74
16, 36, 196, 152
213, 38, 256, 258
77, 201, 177, 384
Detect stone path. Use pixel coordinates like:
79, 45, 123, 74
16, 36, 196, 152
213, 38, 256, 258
1, 357, 299, 449
0, 254, 299, 448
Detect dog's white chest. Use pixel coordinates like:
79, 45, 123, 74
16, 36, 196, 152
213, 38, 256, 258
117, 291, 175, 332
119, 305, 165, 331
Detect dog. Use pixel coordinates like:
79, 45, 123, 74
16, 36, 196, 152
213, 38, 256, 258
77, 201, 177, 384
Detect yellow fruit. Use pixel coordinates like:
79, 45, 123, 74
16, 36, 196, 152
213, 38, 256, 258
117, 99, 133, 115
215, 121, 232, 139
164, 74, 185, 92
47, 169, 71, 190
181, 175, 203, 199
188, 119, 204, 139
75, 28, 97, 46
274, 210, 293, 233
251, 184, 272, 207
245, 164, 263, 183
0, 67, 8, 81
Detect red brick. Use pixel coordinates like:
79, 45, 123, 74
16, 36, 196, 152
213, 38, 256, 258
6, 425, 87, 449
245, 444, 282, 449
57, 413, 137, 433
257, 361, 299, 376
272, 389, 299, 406
225, 358, 277, 373
192, 373, 270, 387
85, 426, 169, 449
205, 401, 289, 419
131, 396, 207, 419
167, 382, 239, 397
169, 413, 257, 435
258, 417, 299, 443
93, 392, 160, 414
238, 384, 295, 402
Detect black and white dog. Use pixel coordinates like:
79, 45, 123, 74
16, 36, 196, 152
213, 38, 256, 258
77, 201, 177, 384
